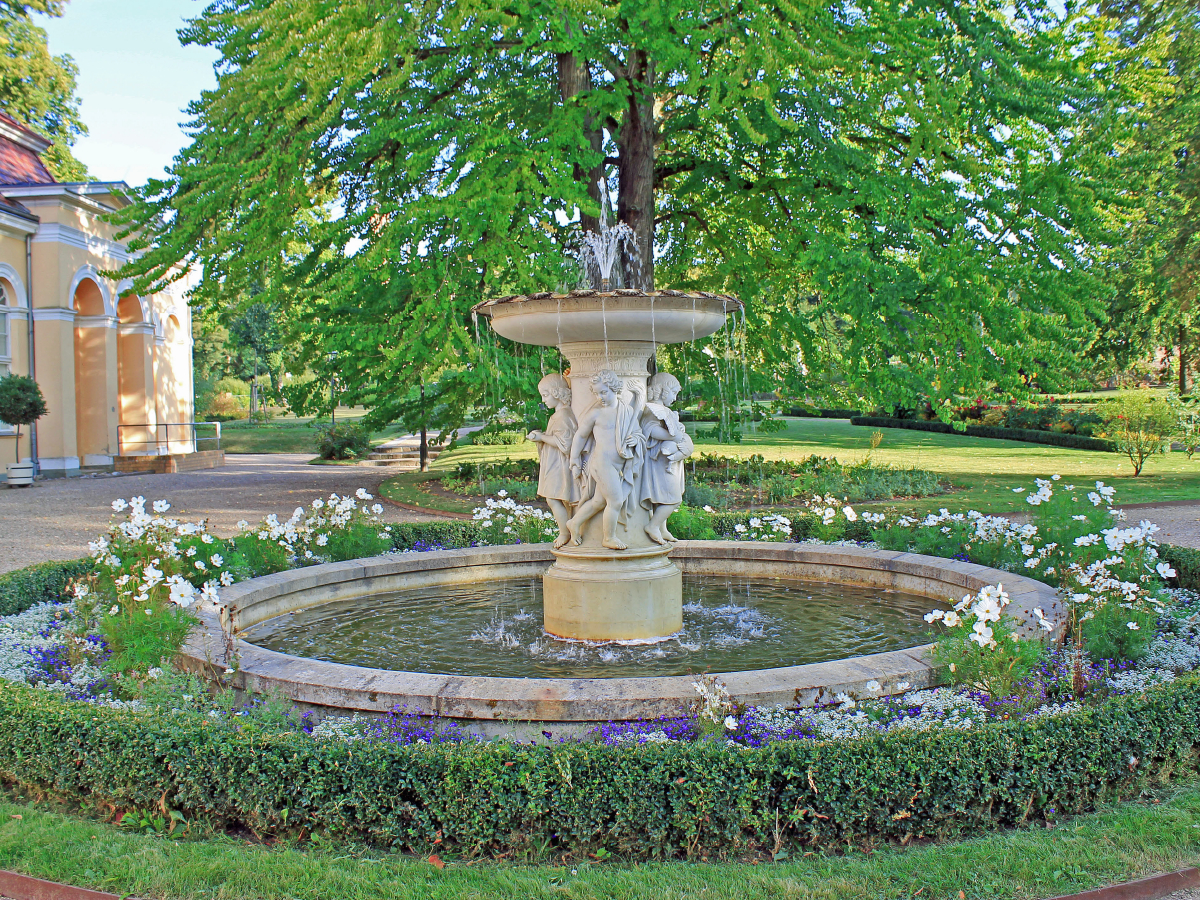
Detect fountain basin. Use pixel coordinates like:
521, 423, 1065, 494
472, 290, 741, 346
180, 543, 1060, 735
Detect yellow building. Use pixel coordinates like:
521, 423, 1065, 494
0, 113, 197, 479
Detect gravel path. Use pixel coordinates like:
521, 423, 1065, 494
1121, 502, 1200, 550
0, 454, 441, 574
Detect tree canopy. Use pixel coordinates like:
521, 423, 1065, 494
115, 0, 1155, 431
0, 0, 88, 181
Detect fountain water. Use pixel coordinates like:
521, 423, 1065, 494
473, 215, 742, 641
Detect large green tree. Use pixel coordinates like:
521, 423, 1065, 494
116, 0, 1115, 431
0, 0, 88, 181
1085, 0, 1200, 390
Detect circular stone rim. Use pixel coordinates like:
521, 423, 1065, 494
470, 288, 744, 317
179, 542, 1061, 723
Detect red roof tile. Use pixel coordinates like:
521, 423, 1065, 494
0, 112, 54, 185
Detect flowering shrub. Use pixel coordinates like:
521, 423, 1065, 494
68, 490, 393, 675
924, 585, 1045, 698
874, 478, 1168, 667
470, 493, 558, 544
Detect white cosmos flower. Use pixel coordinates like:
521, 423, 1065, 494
142, 565, 163, 588
166, 575, 195, 608
1157, 562, 1177, 579
201, 533, 214, 544
237, 519, 249, 530
724, 715, 738, 730
194, 560, 207, 571
220, 571, 235, 587
111, 499, 128, 512
210, 554, 223, 567
153, 500, 171, 513
942, 611, 962, 628
356, 488, 372, 500
1127, 622, 1140, 631
843, 506, 858, 522
316, 534, 329, 547
312, 498, 324, 509
1074, 534, 1100, 547
866, 680, 881, 692
372, 503, 384, 515
109, 605, 119, 616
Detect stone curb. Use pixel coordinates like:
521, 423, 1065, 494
1045, 867, 1200, 900
0, 870, 126, 900
180, 542, 1059, 725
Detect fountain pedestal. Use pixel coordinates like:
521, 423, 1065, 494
472, 290, 741, 642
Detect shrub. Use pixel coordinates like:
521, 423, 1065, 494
0, 559, 89, 616
469, 430, 526, 446
199, 392, 249, 422
1098, 393, 1176, 475
925, 585, 1045, 698
850, 417, 1116, 452
0, 373, 48, 464
1161, 544, 1200, 591
0, 677, 1196, 856
314, 422, 372, 459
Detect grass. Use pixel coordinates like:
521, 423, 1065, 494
383, 418, 1200, 517
0, 779, 1198, 900
216, 409, 411, 456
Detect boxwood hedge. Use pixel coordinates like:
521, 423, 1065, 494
0, 558, 89, 617
850, 416, 1116, 452
0, 678, 1197, 858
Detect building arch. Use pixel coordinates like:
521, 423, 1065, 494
73, 268, 116, 462
68, 265, 113, 317
0, 262, 28, 309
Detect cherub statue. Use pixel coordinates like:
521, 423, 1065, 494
566, 369, 646, 550
526, 373, 578, 549
640, 372, 694, 544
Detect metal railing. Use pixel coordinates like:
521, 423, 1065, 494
116, 422, 222, 456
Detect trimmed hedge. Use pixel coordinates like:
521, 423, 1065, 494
786, 407, 863, 419
1161, 543, 1200, 593
850, 416, 1117, 452
388, 521, 485, 550
0, 558, 89, 617
0, 679, 1196, 856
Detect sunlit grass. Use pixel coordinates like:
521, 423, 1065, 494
1, 779, 1198, 900
387, 418, 1200, 516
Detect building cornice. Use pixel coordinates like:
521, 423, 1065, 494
33, 223, 129, 263
31, 307, 76, 323
0, 118, 51, 154
74, 314, 117, 330
118, 322, 154, 336
0, 208, 37, 238
4, 306, 28, 319
2, 185, 119, 216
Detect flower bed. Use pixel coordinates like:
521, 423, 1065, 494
0, 479, 1198, 856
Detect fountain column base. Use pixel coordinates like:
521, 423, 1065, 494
543, 546, 682, 641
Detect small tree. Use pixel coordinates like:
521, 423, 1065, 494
0, 373, 48, 464
1099, 393, 1176, 476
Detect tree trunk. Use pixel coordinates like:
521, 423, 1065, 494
419, 384, 429, 472
1181, 323, 1187, 395
557, 53, 604, 234
616, 49, 656, 290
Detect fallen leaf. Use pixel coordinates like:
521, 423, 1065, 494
960, 891, 966, 899
428, 854, 445, 870
9, 815, 21, 820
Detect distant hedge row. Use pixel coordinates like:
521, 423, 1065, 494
850, 416, 1117, 452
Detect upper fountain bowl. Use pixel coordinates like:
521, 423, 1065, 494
471, 289, 742, 347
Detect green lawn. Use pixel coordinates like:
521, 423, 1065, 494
383, 417, 1200, 516
1, 778, 1198, 900
217, 410, 411, 455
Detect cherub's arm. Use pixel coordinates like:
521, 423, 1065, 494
629, 381, 645, 421
569, 406, 599, 470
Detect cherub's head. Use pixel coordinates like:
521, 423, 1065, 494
537, 373, 571, 408
648, 372, 682, 407
590, 369, 623, 406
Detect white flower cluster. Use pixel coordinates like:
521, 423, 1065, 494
803, 494, 858, 526
692, 675, 737, 726
925, 584, 1013, 648
471, 495, 557, 542
250, 491, 389, 562
733, 514, 793, 541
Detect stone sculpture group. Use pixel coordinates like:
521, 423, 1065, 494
527, 369, 694, 551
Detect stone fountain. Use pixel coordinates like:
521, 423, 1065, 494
472, 288, 741, 641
